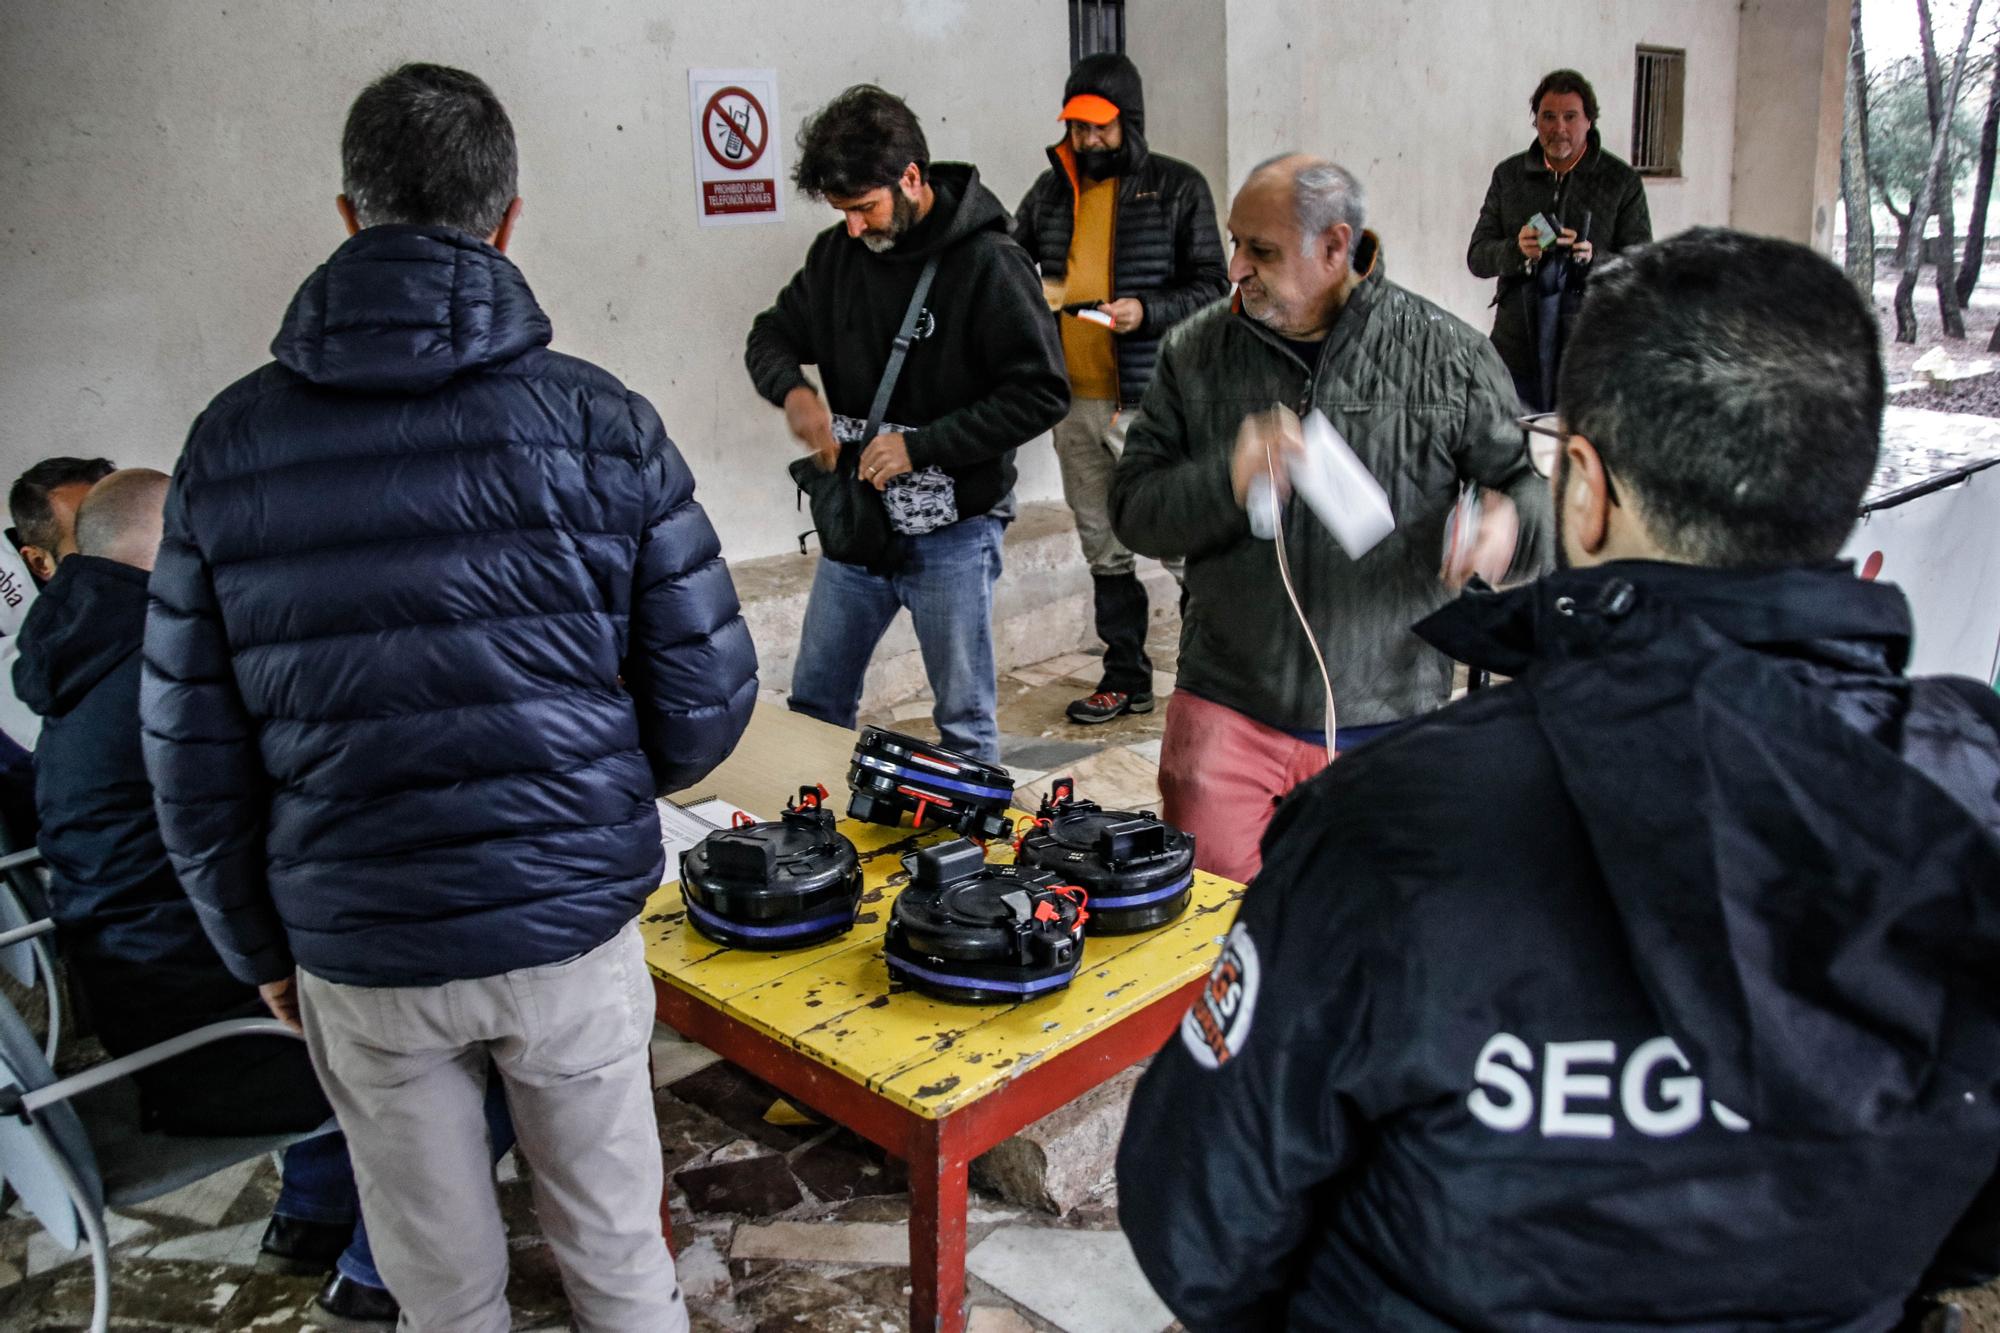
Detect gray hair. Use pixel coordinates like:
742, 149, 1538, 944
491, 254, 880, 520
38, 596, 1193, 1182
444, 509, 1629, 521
1250, 154, 1366, 255
342, 64, 518, 238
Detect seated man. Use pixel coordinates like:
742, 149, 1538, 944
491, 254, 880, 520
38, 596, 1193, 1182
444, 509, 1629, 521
9, 456, 115, 588
1117, 229, 2000, 1329
0, 456, 115, 794
14, 469, 473, 1325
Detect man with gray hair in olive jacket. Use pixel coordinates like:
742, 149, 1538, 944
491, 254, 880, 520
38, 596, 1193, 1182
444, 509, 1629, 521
1111, 155, 1549, 884
144, 63, 753, 1332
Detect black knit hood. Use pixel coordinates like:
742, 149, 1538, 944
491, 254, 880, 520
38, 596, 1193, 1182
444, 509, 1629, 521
1061, 53, 1149, 176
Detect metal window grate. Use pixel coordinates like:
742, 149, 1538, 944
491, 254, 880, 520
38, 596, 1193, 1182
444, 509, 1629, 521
1071, 0, 1126, 65
1632, 46, 1686, 177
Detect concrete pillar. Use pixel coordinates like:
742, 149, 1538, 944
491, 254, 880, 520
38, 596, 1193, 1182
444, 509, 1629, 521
1124, 0, 1229, 211
1729, 0, 1849, 252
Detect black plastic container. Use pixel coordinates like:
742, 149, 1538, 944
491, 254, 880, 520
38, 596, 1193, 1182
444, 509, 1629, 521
884, 838, 1087, 1003
846, 727, 1014, 842
679, 786, 862, 950
1014, 777, 1195, 933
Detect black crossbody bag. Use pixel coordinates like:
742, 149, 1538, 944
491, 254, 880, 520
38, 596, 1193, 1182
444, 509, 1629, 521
790, 255, 941, 575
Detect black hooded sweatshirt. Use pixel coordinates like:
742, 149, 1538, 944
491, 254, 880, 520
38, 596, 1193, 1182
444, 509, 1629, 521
1120, 561, 2000, 1331
745, 162, 1068, 523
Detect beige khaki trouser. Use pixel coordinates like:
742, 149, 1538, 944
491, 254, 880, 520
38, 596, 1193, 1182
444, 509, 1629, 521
1054, 399, 1185, 582
300, 921, 686, 1333
1053, 397, 1140, 578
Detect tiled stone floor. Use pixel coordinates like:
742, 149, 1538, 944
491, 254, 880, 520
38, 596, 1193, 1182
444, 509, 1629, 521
0, 1049, 1169, 1332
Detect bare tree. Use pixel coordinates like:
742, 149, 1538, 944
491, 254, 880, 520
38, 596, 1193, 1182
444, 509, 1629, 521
1957, 36, 2000, 301
1897, 0, 1983, 343
1844, 0, 1877, 294
1918, 0, 1970, 337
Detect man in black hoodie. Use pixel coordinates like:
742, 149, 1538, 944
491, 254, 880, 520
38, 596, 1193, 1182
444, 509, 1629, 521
1013, 54, 1226, 724
14, 469, 408, 1323
1118, 229, 2000, 1330
746, 85, 1068, 763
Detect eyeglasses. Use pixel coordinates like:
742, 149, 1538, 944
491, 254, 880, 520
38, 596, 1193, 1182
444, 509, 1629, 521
1517, 411, 1622, 506
1516, 413, 1561, 479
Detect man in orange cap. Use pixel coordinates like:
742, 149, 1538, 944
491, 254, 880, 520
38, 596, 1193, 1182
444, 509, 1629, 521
1015, 53, 1226, 724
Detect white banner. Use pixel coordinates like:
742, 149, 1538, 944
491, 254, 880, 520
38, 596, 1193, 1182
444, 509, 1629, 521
1843, 467, 2000, 684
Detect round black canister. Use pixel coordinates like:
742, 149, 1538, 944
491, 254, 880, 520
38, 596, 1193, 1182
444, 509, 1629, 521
846, 727, 1015, 841
884, 838, 1087, 1003
679, 786, 862, 950
1015, 777, 1195, 933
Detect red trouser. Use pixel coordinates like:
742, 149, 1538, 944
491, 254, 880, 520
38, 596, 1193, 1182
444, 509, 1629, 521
1158, 689, 1332, 885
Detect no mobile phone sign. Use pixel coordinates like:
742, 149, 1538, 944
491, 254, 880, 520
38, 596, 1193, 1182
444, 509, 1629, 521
688, 69, 785, 227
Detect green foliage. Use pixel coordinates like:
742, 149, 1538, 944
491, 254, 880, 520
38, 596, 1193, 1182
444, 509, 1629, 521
1867, 56, 1982, 212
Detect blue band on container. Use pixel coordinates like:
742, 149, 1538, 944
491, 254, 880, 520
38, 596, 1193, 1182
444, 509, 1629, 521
685, 898, 853, 942
885, 953, 1075, 995
854, 753, 1011, 803
1091, 873, 1194, 910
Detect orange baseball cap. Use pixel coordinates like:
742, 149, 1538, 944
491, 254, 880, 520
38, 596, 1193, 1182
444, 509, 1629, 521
1059, 93, 1120, 125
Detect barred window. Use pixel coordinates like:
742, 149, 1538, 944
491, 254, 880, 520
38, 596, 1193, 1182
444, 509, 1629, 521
1071, 0, 1126, 64
1632, 46, 1687, 177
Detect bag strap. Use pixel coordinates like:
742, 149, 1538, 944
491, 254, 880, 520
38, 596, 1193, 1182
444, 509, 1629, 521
862, 254, 942, 449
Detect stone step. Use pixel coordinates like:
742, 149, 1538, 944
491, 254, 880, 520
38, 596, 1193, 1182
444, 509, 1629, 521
970, 1064, 1144, 1216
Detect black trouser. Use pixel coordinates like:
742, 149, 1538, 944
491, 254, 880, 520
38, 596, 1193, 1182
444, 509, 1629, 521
1094, 572, 1154, 695
73, 954, 334, 1136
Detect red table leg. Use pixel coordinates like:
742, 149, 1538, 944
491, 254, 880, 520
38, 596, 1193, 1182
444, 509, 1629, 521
908, 1115, 971, 1333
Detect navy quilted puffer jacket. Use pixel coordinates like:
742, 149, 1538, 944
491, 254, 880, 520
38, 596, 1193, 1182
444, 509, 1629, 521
142, 225, 757, 988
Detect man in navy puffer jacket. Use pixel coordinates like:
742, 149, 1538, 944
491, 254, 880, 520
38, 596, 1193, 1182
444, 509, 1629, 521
142, 64, 754, 1333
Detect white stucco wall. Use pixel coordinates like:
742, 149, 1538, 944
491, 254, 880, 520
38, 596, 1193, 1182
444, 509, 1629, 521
0, 0, 1072, 561
1221, 0, 1743, 334
1124, 0, 1230, 214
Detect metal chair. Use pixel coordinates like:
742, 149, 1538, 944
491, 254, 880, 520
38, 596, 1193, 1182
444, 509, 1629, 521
0, 847, 60, 1062
0, 986, 336, 1333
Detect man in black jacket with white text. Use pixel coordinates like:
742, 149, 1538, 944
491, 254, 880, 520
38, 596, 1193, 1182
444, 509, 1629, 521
1119, 229, 2000, 1331
746, 86, 1067, 763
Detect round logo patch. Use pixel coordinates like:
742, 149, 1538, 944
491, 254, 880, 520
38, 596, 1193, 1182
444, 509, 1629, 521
1180, 923, 1261, 1070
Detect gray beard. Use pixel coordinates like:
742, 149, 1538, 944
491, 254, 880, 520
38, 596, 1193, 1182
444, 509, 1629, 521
859, 191, 919, 254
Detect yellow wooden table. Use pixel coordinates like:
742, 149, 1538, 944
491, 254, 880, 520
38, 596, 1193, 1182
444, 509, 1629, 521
646, 715, 1243, 1333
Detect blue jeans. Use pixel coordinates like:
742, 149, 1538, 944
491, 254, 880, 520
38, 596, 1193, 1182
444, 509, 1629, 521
789, 515, 1005, 763
276, 1071, 517, 1290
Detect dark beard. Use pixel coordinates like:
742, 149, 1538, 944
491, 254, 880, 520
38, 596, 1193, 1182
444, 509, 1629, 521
1075, 147, 1121, 180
